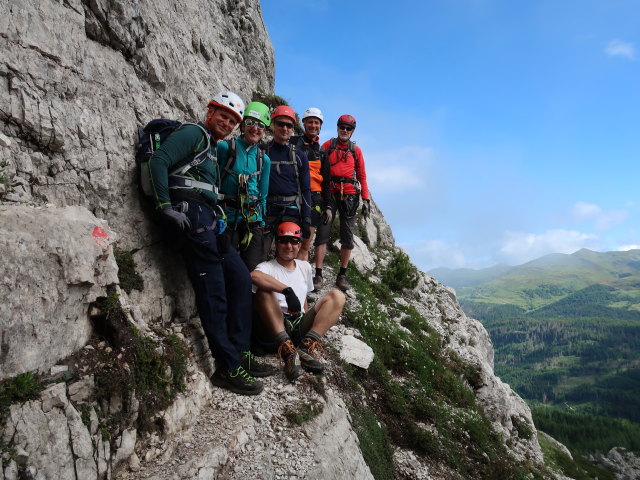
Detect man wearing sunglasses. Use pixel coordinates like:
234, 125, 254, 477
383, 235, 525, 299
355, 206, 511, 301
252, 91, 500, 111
251, 222, 345, 381
148, 92, 272, 396
315, 115, 371, 291
262, 105, 312, 262
217, 101, 272, 271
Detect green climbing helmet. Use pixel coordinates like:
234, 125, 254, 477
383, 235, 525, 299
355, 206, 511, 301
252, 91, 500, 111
243, 102, 271, 127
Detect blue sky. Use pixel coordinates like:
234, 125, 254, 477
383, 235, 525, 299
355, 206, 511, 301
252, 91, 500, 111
260, 0, 640, 271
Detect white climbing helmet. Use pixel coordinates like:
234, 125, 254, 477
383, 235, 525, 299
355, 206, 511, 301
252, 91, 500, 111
208, 91, 245, 122
301, 107, 323, 124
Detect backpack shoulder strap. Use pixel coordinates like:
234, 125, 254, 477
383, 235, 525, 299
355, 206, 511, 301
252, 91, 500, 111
221, 138, 237, 182
170, 123, 212, 176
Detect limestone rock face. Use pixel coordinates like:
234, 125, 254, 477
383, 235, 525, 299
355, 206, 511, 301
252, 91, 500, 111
0, 0, 274, 335
0, 204, 118, 379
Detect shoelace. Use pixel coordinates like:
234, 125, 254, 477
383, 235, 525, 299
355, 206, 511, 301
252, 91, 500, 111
300, 337, 324, 357
242, 350, 256, 368
229, 366, 255, 383
278, 340, 298, 368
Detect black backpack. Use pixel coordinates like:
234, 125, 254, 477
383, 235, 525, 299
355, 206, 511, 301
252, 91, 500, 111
135, 119, 210, 198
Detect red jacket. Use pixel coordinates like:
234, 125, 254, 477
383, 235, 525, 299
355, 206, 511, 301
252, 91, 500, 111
321, 139, 370, 200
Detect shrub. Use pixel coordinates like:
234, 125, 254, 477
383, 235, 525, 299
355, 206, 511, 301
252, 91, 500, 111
114, 248, 144, 294
381, 250, 419, 292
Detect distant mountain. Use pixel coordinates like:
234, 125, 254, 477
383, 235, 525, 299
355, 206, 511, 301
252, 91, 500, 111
433, 248, 640, 311
441, 249, 640, 453
429, 264, 513, 288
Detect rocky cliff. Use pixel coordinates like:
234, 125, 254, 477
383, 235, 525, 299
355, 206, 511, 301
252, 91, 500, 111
1, 1, 557, 479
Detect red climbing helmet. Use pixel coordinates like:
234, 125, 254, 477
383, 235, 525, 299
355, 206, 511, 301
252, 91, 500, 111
277, 221, 301, 239
337, 114, 356, 129
271, 105, 297, 124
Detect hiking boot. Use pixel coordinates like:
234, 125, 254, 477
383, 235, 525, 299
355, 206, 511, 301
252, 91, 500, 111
240, 350, 278, 378
313, 275, 323, 291
277, 339, 303, 382
336, 274, 350, 291
297, 337, 325, 374
210, 366, 263, 396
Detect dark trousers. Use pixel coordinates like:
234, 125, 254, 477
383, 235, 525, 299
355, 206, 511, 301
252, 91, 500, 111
179, 199, 252, 371
222, 222, 264, 271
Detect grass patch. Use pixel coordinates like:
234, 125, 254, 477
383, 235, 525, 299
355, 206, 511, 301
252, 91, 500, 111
90, 292, 189, 440
349, 403, 394, 480
538, 432, 615, 480
114, 248, 144, 294
284, 401, 324, 424
338, 266, 547, 478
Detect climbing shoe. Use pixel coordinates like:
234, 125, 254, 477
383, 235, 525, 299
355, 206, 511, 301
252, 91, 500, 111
277, 339, 303, 382
312, 275, 323, 291
210, 366, 263, 395
240, 350, 278, 378
335, 274, 350, 291
297, 337, 325, 374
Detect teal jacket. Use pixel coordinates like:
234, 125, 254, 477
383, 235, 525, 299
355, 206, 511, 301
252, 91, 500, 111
217, 137, 270, 225
148, 123, 218, 209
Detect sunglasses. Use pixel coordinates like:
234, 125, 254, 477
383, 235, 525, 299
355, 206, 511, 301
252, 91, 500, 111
275, 120, 294, 129
338, 125, 354, 132
276, 237, 301, 245
244, 118, 266, 129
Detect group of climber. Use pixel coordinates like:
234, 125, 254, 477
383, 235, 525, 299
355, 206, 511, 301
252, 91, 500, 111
146, 91, 370, 395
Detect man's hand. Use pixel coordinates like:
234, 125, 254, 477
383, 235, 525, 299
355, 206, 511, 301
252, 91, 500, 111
281, 287, 301, 314
162, 208, 191, 231
361, 199, 371, 218
301, 217, 311, 238
322, 208, 333, 225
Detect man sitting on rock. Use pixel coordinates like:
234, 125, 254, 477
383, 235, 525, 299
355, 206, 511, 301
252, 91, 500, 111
251, 222, 345, 381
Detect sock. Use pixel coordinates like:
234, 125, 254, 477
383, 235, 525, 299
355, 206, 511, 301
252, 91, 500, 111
339, 267, 347, 276
305, 329, 323, 343
275, 331, 290, 344
315, 268, 323, 277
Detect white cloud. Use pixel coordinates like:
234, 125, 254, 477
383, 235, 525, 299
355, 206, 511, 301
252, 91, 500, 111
605, 39, 636, 60
402, 239, 467, 271
618, 244, 640, 251
571, 201, 628, 230
498, 229, 599, 265
366, 146, 434, 192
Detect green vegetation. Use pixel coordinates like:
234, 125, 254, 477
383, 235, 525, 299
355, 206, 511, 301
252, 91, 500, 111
114, 248, 144, 294
0, 372, 44, 461
381, 250, 419, 292
0, 372, 43, 424
339, 266, 546, 479
349, 403, 395, 480
532, 404, 640, 455
538, 432, 615, 480
90, 293, 189, 439
0, 160, 9, 184
284, 401, 324, 424
446, 249, 640, 455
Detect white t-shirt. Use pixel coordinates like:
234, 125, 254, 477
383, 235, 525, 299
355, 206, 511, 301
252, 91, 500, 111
254, 259, 313, 313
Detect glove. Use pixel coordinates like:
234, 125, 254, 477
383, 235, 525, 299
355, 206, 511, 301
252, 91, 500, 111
162, 208, 191, 231
301, 217, 311, 239
281, 287, 301, 314
361, 199, 371, 218
322, 208, 333, 225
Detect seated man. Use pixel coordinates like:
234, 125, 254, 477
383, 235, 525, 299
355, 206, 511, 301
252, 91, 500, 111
251, 222, 345, 381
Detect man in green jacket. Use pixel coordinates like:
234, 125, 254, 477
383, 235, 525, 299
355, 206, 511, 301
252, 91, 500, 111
217, 102, 271, 270
148, 91, 276, 396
